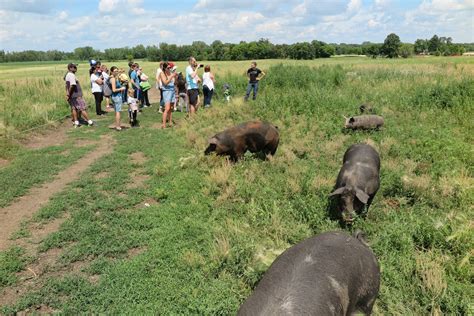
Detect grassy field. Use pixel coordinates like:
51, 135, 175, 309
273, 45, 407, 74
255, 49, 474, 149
0, 57, 473, 314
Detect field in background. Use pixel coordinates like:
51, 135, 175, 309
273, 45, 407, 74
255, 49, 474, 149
0, 57, 473, 314
1, 56, 473, 140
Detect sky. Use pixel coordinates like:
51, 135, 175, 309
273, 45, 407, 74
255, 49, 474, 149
0, 0, 473, 52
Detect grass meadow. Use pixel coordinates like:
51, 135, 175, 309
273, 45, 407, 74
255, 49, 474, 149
0, 56, 473, 314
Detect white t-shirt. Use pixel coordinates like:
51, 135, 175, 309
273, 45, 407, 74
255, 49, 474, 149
156, 68, 163, 89
90, 73, 102, 93
202, 72, 214, 90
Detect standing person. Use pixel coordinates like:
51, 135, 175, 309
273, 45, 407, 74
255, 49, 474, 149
110, 66, 126, 131
130, 63, 142, 107
176, 72, 188, 112
101, 64, 112, 111
160, 62, 177, 129
202, 65, 215, 108
186, 56, 202, 114
155, 61, 164, 113
90, 63, 106, 116
65, 63, 94, 128
139, 68, 152, 108
244, 61, 266, 101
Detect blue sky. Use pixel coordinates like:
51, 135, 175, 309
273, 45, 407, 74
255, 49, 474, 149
0, 0, 472, 52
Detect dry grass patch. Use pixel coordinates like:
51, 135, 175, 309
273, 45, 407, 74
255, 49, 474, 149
182, 249, 205, 268
402, 174, 432, 192
211, 234, 230, 262
311, 175, 334, 190
380, 137, 397, 155
415, 250, 448, 311
208, 161, 232, 188
130, 152, 147, 165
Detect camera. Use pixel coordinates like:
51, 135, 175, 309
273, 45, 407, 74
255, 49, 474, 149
196, 64, 204, 69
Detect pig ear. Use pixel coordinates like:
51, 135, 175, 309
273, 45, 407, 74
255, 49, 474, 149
355, 189, 369, 204
208, 137, 218, 145
329, 187, 345, 197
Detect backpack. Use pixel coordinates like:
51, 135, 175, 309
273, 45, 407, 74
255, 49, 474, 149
103, 77, 113, 97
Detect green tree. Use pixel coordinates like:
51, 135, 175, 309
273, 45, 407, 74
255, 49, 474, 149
400, 43, 414, 58
365, 44, 381, 58
381, 33, 401, 58
428, 35, 441, 54
414, 39, 428, 54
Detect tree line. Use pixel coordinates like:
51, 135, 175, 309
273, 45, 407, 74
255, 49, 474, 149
1, 34, 472, 63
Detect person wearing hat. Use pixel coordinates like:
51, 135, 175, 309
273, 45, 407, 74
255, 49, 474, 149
65, 63, 94, 127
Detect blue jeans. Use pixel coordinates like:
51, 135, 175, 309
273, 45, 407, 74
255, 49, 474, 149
245, 82, 259, 100
203, 85, 214, 107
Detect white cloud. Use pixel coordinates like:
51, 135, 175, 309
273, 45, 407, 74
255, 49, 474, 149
195, 0, 253, 10
66, 16, 91, 32
347, 0, 362, 12
132, 7, 145, 15
404, 0, 474, 42
99, 0, 120, 13
58, 11, 68, 20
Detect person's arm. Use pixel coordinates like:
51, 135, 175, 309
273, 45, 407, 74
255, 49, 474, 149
210, 72, 215, 83
131, 72, 140, 89
160, 72, 176, 85
257, 70, 266, 81
111, 78, 125, 93
92, 74, 103, 85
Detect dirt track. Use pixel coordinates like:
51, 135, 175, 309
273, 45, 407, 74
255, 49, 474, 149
0, 134, 115, 251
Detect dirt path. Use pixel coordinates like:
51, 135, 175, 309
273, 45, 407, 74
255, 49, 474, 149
0, 134, 115, 251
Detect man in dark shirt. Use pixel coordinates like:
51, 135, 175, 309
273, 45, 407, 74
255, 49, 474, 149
245, 61, 266, 101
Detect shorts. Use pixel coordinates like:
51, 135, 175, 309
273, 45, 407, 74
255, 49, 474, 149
111, 95, 123, 112
187, 89, 198, 105
69, 97, 87, 111
162, 89, 176, 104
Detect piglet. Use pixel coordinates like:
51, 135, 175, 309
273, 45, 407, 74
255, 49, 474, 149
344, 115, 384, 130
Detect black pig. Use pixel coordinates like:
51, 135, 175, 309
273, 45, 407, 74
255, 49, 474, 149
238, 231, 380, 315
204, 121, 279, 162
329, 143, 380, 224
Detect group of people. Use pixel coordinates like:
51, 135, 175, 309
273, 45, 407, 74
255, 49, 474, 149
64, 58, 266, 131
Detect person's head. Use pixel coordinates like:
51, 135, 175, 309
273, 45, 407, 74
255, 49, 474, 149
251, 61, 257, 68
67, 63, 78, 73
128, 61, 134, 68
110, 66, 119, 77
101, 64, 108, 73
188, 56, 196, 66
128, 89, 134, 97
133, 63, 139, 69
204, 65, 211, 72
162, 62, 170, 73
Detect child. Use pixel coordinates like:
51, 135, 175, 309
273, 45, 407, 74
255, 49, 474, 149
127, 89, 140, 127
223, 83, 231, 102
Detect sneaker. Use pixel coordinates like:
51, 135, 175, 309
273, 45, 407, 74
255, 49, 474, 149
143, 105, 149, 108
158, 109, 163, 113
115, 126, 122, 131
88, 120, 95, 126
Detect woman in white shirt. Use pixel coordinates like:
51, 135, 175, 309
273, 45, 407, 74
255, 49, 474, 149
90, 63, 106, 115
202, 65, 215, 108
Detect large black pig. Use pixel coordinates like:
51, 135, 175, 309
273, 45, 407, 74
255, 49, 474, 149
329, 143, 380, 224
238, 231, 380, 315
204, 121, 279, 162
